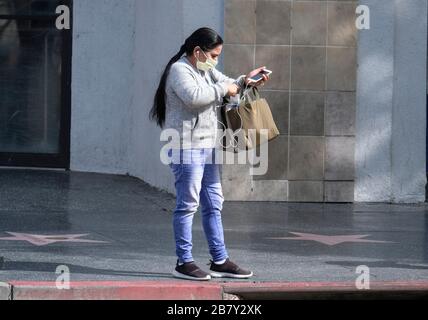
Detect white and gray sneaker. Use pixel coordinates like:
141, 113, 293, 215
172, 260, 211, 281
209, 258, 254, 279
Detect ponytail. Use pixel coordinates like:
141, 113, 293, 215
149, 45, 186, 129
149, 27, 224, 129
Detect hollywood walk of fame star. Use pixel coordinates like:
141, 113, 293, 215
0, 232, 108, 246
266, 232, 394, 246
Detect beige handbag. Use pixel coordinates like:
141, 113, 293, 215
220, 87, 280, 152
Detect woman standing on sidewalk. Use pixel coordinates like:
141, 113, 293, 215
150, 27, 269, 281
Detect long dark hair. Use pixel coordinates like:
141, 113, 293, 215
149, 27, 224, 128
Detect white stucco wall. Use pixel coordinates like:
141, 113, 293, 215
129, 0, 224, 194
356, 0, 427, 202
70, 0, 136, 174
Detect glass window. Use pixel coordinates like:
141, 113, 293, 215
0, 0, 69, 154
0, 0, 65, 16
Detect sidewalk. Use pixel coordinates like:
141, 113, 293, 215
0, 168, 427, 299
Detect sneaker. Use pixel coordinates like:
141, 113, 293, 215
172, 260, 211, 281
209, 258, 254, 279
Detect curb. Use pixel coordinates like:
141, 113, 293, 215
4, 280, 428, 300
9, 281, 223, 300
223, 281, 428, 299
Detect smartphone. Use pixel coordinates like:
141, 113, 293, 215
247, 69, 272, 84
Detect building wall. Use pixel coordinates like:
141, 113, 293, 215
70, 0, 136, 175
356, 0, 427, 203
222, 0, 358, 202
69, 0, 427, 203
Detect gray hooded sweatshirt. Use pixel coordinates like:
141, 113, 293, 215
164, 55, 245, 149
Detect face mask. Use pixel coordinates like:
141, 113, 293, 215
195, 48, 218, 72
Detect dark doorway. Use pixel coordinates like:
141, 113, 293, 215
0, 0, 72, 169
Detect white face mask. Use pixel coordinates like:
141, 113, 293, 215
195, 48, 218, 72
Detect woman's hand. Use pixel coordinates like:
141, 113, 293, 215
227, 83, 240, 97
245, 66, 270, 87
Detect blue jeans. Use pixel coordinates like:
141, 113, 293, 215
168, 148, 229, 264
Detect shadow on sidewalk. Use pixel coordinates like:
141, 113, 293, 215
0, 260, 172, 279
325, 260, 428, 270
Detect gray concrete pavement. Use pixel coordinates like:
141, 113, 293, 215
0, 169, 427, 286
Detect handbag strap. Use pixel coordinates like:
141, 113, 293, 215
251, 86, 261, 100
242, 86, 261, 104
